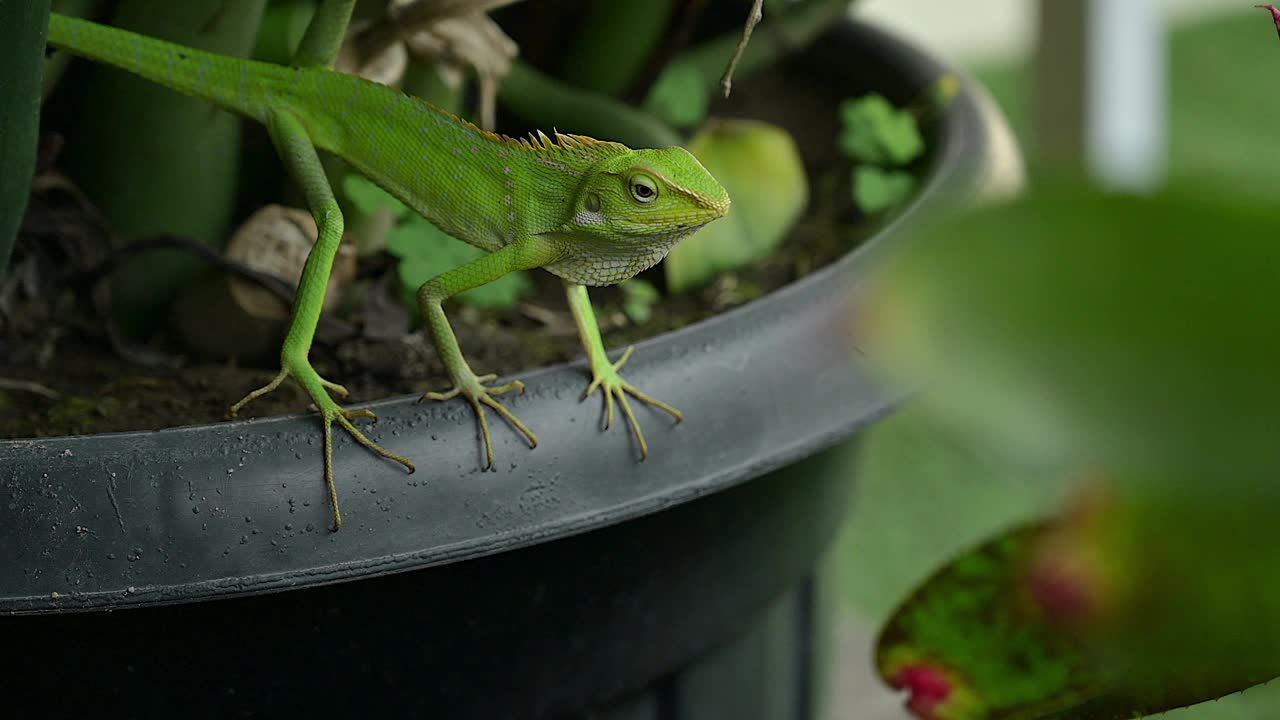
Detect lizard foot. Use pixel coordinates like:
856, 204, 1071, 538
583, 345, 683, 461
420, 371, 537, 469
229, 359, 415, 531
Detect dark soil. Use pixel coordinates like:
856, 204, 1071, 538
0, 60, 886, 440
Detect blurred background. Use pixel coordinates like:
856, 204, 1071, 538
831, 1, 1280, 718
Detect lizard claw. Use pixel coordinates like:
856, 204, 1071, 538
582, 345, 682, 461
230, 360, 415, 531
420, 371, 536, 469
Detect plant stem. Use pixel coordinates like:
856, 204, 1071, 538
559, 0, 679, 96
653, 0, 850, 101
719, 0, 765, 98
500, 61, 683, 149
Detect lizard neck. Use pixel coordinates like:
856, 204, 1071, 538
543, 229, 693, 287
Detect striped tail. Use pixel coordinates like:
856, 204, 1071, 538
46, 13, 287, 124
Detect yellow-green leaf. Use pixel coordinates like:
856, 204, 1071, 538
665, 119, 807, 293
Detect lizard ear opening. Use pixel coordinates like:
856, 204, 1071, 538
584, 193, 601, 213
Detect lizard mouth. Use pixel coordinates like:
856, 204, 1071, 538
673, 188, 731, 219
612, 207, 722, 239
700, 194, 731, 217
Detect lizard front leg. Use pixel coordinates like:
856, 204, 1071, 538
563, 281, 682, 460
228, 108, 414, 530
416, 237, 564, 468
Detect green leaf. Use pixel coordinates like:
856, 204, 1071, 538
838, 93, 925, 167
642, 63, 710, 129
858, 178, 1280, 473
853, 165, 917, 214
386, 216, 532, 311
620, 278, 660, 324
342, 174, 407, 217
0, 0, 49, 274
861, 178, 1280, 716
664, 119, 807, 293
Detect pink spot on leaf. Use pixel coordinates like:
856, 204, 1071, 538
892, 663, 954, 720
1028, 550, 1097, 625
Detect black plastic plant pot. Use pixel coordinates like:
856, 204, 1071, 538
0, 19, 1010, 720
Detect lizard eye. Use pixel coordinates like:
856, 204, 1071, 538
629, 174, 658, 204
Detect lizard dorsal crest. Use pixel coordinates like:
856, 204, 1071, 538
513, 130, 630, 164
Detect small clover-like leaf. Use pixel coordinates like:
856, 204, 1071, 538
838, 93, 925, 167
387, 216, 531, 311
620, 278, 660, 324
853, 166, 917, 214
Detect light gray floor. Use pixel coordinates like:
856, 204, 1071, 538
827, 618, 909, 720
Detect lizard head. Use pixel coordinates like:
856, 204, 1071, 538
545, 146, 730, 286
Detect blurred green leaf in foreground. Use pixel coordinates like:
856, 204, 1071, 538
856, 178, 1280, 718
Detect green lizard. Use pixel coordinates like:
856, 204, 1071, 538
45, 2, 730, 530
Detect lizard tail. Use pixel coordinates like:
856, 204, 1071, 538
46, 13, 283, 124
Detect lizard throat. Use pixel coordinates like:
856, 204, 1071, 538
544, 230, 693, 287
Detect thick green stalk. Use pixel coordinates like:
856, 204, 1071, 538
500, 60, 682, 150
58, 0, 266, 338
0, 0, 51, 275
252, 0, 315, 65
401, 62, 464, 117
559, 0, 678, 96
292, 0, 356, 68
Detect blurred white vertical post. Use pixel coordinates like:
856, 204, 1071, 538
1035, 0, 1169, 191
1087, 0, 1167, 191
